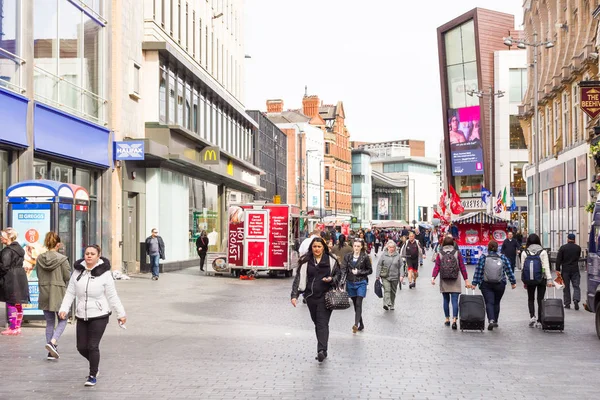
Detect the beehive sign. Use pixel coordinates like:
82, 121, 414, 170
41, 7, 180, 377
580, 83, 600, 119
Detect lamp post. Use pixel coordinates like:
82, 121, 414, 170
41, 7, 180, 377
467, 86, 505, 197
319, 159, 324, 221
273, 132, 279, 202
503, 32, 554, 234
307, 149, 318, 215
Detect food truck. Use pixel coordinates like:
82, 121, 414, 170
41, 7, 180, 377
227, 203, 302, 277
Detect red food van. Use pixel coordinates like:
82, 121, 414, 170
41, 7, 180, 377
227, 203, 302, 277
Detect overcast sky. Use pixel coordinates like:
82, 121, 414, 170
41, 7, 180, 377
244, 0, 523, 158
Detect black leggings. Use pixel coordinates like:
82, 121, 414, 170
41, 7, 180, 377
527, 283, 547, 321
351, 297, 363, 326
76, 316, 109, 377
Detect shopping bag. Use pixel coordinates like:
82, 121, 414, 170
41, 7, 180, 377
553, 273, 565, 290
374, 279, 384, 298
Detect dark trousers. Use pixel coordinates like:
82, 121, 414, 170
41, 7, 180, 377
76, 316, 109, 377
480, 281, 506, 322
306, 297, 332, 354
562, 270, 581, 305
507, 256, 516, 271
374, 243, 380, 254
527, 283, 547, 321
199, 252, 207, 271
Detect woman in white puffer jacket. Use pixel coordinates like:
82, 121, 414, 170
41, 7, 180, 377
59, 245, 126, 387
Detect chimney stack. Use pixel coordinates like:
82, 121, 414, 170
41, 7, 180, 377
266, 99, 284, 113
302, 95, 320, 118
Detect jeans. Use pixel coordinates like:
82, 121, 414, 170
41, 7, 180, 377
527, 283, 547, 321
480, 281, 506, 322
76, 316, 109, 377
305, 297, 332, 354
43, 311, 68, 344
507, 256, 516, 272
381, 278, 399, 307
442, 293, 460, 318
562, 270, 581, 305
150, 255, 160, 277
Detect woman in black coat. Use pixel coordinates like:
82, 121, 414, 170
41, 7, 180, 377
341, 239, 373, 333
0, 228, 30, 336
195, 231, 210, 272
291, 237, 341, 362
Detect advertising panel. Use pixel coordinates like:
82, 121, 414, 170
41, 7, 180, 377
246, 241, 267, 268
455, 223, 508, 247
267, 206, 289, 268
377, 198, 389, 216
11, 204, 51, 316
448, 106, 484, 176
246, 210, 268, 238
227, 206, 246, 267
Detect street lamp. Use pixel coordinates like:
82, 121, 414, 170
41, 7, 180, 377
273, 132, 279, 202
503, 32, 554, 234
306, 149, 318, 215
467, 87, 505, 196
589, 185, 597, 199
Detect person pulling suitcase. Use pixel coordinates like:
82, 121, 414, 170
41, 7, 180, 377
520, 234, 554, 329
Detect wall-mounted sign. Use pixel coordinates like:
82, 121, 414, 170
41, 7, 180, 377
200, 146, 220, 165
580, 82, 600, 119
114, 141, 144, 160
461, 198, 484, 210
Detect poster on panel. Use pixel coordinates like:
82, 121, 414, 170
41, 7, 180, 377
448, 105, 484, 176
378, 198, 389, 216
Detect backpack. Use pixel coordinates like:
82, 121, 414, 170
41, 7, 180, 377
483, 254, 504, 283
522, 250, 544, 285
407, 241, 419, 259
439, 249, 459, 279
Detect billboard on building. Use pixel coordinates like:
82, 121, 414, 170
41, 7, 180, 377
378, 198, 389, 216
447, 105, 483, 176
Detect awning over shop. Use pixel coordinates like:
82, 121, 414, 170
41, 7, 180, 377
453, 211, 510, 225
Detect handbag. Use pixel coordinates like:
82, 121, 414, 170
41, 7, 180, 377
374, 279, 384, 298
325, 287, 351, 310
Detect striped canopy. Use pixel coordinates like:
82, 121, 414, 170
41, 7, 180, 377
453, 211, 510, 225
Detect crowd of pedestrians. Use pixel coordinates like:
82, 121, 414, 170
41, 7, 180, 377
292, 225, 580, 362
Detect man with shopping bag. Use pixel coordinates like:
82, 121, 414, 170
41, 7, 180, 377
555, 234, 582, 310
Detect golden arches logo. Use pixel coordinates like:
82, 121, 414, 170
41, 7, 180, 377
204, 149, 217, 161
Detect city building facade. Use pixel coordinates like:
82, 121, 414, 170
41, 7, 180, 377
351, 149, 372, 229
519, 0, 599, 249
113, 0, 263, 271
246, 110, 287, 204
0, 0, 112, 259
356, 140, 425, 158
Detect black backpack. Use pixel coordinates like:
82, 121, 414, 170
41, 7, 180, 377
439, 249, 459, 280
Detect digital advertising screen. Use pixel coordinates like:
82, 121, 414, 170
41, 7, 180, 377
447, 105, 484, 176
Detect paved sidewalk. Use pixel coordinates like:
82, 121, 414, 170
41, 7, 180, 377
1, 250, 599, 399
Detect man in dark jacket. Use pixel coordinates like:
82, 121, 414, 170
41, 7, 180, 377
500, 231, 520, 272
145, 228, 165, 280
556, 234, 582, 310
196, 231, 210, 272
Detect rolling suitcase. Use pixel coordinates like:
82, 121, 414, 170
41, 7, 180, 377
459, 289, 486, 331
541, 287, 564, 332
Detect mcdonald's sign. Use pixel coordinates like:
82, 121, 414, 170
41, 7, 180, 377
200, 146, 220, 165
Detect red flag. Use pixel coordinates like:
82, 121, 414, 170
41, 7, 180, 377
433, 210, 442, 220
449, 185, 465, 215
439, 190, 447, 214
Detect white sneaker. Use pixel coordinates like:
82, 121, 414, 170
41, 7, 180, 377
535, 322, 542, 329
529, 317, 537, 327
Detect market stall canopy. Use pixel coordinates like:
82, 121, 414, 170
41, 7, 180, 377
453, 211, 510, 225
373, 220, 411, 229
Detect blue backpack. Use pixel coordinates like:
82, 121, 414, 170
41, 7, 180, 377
522, 250, 544, 285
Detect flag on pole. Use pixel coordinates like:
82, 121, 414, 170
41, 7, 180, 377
439, 190, 447, 215
449, 185, 465, 215
481, 187, 492, 204
502, 187, 508, 210
494, 191, 504, 214
509, 187, 518, 212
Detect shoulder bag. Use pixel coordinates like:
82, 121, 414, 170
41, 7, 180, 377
325, 286, 351, 310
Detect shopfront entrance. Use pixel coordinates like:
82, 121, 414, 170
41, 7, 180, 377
123, 194, 139, 273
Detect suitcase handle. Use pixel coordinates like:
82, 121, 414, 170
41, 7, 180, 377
544, 286, 557, 300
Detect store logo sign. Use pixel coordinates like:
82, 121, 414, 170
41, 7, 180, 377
114, 141, 145, 160
201, 146, 220, 165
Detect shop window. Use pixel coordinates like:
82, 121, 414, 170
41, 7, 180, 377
510, 162, 526, 197
509, 116, 526, 149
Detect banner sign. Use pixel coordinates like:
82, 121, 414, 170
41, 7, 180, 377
580, 85, 600, 119
11, 203, 51, 316
455, 222, 508, 247
114, 141, 145, 160
227, 206, 246, 267
447, 106, 484, 176
268, 206, 288, 268
246, 211, 268, 238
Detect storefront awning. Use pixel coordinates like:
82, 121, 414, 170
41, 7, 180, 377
453, 211, 510, 224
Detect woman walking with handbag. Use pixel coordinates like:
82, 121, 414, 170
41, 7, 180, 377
290, 237, 341, 362
342, 239, 373, 333
375, 240, 405, 310
0, 228, 29, 336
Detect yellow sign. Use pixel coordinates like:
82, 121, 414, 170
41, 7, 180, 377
200, 146, 220, 165
273, 195, 281, 204
227, 160, 234, 176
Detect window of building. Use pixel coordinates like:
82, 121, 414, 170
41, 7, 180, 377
509, 115, 526, 149
0, 0, 22, 93
510, 162, 526, 197
325, 192, 330, 207
198, 18, 202, 64
453, 175, 483, 198
185, 2, 189, 50
568, 182, 575, 207
131, 61, 141, 98
545, 107, 551, 157
325, 166, 330, 180
572, 83, 580, 143
562, 92, 569, 148
553, 100, 560, 152
509, 68, 527, 103
177, 0, 182, 43
325, 142, 330, 154
583, 74, 591, 138
558, 185, 565, 209
443, 20, 479, 109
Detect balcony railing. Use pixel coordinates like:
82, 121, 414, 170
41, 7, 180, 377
0, 47, 26, 94
33, 66, 107, 126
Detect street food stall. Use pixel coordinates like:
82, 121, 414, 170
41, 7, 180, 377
452, 211, 509, 265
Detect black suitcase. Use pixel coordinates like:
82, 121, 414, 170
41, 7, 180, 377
541, 288, 564, 331
459, 290, 486, 331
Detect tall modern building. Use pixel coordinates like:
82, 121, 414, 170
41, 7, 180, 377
437, 8, 516, 207
112, 0, 263, 271
351, 149, 372, 228
0, 0, 112, 260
